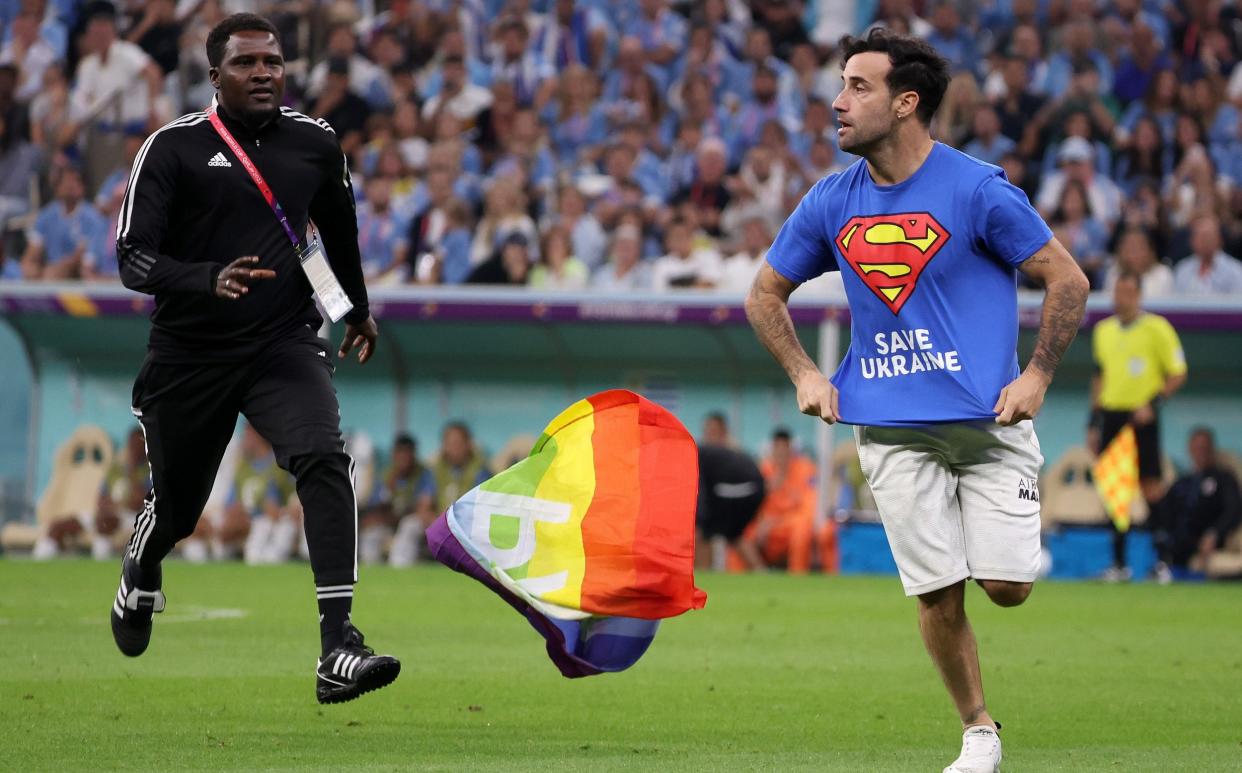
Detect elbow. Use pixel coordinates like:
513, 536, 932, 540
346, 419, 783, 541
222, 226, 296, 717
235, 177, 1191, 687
743, 285, 765, 323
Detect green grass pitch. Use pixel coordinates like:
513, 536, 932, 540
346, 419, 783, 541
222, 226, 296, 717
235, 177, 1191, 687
1, 560, 1240, 772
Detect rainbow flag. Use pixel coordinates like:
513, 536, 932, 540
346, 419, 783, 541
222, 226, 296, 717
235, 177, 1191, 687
1094, 424, 1139, 532
427, 389, 707, 678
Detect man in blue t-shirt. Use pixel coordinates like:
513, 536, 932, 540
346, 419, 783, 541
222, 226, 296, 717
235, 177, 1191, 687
746, 30, 1089, 773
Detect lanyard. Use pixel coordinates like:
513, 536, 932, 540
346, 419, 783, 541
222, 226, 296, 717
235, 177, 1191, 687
206, 106, 302, 251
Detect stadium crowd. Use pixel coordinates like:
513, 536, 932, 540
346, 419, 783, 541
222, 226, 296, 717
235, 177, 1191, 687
1, 0, 1241, 293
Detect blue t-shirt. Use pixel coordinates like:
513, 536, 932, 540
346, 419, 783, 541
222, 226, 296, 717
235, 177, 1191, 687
766, 142, 1052, 427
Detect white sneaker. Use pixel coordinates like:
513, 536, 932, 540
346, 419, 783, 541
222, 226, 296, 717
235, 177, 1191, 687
1152, 562, 1173, 585
91, 535, 113, 561
1101, 566, 1132, 583
944, 725, 1001, 773
32, 536, 59, 560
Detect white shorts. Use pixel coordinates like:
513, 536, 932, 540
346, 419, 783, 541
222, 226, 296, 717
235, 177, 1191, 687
854, 420, 1043, 596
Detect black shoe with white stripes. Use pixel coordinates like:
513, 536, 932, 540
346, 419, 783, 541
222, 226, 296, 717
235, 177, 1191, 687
110, 556, 166, 657
315, 622, 401, 704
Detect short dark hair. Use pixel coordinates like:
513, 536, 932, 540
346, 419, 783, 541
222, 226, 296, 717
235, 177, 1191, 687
394, 433, 415, 450
773, 428, 792, 442
839, 29, 951, 125
1189, 426, 1215, 447
207, 13, 280, 68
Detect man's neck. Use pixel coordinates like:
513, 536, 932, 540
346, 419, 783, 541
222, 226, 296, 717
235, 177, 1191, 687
218, 101, 275, 133
61, 199, 80, 213
864, 129, 935, 186
1117, 309, 1141, 325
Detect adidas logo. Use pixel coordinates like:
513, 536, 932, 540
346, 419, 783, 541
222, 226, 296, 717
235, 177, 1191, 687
208, 152, 232, 168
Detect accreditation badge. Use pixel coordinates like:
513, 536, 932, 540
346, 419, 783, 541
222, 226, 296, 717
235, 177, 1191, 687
297, 240, 354, 322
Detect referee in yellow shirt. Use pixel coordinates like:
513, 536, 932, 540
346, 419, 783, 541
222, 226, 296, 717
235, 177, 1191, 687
1090, 271, 1188, 581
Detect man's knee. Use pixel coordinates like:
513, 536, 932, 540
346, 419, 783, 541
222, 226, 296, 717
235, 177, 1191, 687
978, 579, 1033, 607
917, 581, 966, 620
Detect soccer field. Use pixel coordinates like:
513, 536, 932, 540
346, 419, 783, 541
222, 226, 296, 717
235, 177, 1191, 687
2, 561, 1239, 772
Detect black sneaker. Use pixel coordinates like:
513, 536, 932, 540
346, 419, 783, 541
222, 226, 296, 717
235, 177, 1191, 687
315, 622, 401, 704
110, 556, 166, 657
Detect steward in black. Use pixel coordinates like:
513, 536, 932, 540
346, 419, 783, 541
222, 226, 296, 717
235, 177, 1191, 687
107, 13, 399, 706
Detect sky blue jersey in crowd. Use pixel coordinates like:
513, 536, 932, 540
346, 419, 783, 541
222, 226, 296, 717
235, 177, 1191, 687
766, 142, 1053, 427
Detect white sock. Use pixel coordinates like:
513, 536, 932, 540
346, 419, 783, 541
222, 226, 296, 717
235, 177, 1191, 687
244, 517, 274, 565
388, 516, 424, 568
32, 536, 58, 560
266, 518, 298, 563
182, 538, 209, 563
91, 535, 113, 561
359, 524, 390, 565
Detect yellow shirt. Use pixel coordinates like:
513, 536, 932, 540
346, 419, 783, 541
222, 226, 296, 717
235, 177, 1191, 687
1093, 312, 1187, 410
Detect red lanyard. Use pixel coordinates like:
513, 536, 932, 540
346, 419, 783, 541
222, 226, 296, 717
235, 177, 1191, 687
206, 106, 302, 251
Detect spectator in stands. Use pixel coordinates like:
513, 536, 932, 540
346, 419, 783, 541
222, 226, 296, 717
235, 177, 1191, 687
0, 8, 56, 104
470, 176, 538, 268
491, 15, 556, 110
310, 58, 371, 157
357, 175, 411, 285
962, 104, 1015, 165
65, 1, 163, 190
1151, 427, 1242, 581
549, 64, 607, 167
1046, 18, 1114, 98
740, 428, 822, 574
591, 224, 651, 291
29, 62, 72, 154
360, 433, 437, 568
20, 165, 108, 280
730, 64, 796, 162
671, 137, 732, 239
125, 0, 181, 77
1116, 68, 1179, 147
1104, 227, 1175, 298
1173, 214, 1242, 294
933, 71, 981, 148
1090, 272, 1188, 582
727, 143, 790, 233
1049, 179, 1109, 286
1036, 137, 1123, 228
421, 54, 493, 127
436, 199, 474, 285
719, 216, 770, 295
991, 54, 1046, 145
469, 231, 534, 285
652, 217, 722, 290
431, 421, 491, 514
926, 2, 977, 75
307, 22, 392, 110
1112, 23, 1171, 106
1113, 116, 1171, 196
549, 183, 606, 271
530, 224, 588, 290
537, 0, 609, 70
626, 0, 687, 79
0, 113, 40, 266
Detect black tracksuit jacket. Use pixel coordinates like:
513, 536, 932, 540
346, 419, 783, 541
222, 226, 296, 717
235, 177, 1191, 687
116, 105, 369, 362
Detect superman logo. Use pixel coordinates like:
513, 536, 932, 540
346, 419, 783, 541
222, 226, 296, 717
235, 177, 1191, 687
834, 212, 950, 315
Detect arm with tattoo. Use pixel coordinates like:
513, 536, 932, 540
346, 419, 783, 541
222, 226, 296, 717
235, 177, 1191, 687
1019, 239, 1091, 382
746, 263, 841, 423
744, 263, 817, 381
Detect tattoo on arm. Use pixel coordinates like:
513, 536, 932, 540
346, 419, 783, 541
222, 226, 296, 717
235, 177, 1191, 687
745, 265, 818, 383
1021, 243, 1089, 381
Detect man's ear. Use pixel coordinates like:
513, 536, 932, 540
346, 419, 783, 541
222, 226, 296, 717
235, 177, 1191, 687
895, 90, 921, 120
208, 66, 220, 90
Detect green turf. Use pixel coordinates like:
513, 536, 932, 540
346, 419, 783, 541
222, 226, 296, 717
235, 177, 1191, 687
1, 560, 1240, 772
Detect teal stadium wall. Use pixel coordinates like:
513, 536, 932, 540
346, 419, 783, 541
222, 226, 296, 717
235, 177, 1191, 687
1, 288, 1240, 520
